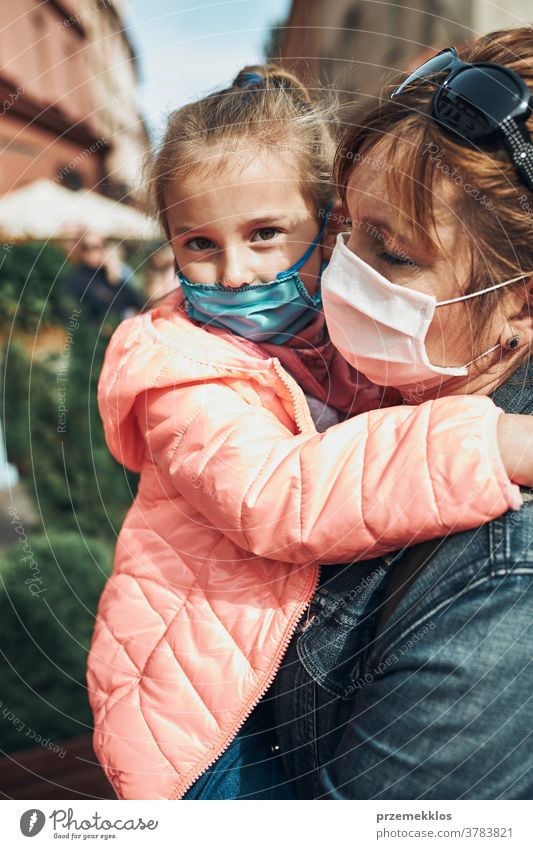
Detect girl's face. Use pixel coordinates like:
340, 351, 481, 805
165, 146, 324, 295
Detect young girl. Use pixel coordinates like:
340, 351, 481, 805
87, 64, 533, 801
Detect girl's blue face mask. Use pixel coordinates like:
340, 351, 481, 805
177, 211, 329, 345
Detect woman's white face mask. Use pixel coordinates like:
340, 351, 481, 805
322, 233, 527, 388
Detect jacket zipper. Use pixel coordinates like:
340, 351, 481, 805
171, 359, 320, 799
173, 561, 321, 799
272, 357, 312, 433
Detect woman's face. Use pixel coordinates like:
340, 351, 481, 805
344, 141, 503, 383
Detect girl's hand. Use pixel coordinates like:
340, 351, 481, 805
498, 413, 533, 487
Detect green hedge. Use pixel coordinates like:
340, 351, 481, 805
0, 246, 140, 753
0, 532, 112, 754
0, 242, 74, 332
2, 327, 137, 538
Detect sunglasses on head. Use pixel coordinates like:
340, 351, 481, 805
391, 47, 533, 191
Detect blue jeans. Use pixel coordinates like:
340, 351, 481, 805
183, 700, 295, 799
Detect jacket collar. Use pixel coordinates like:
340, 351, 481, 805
151, 289, 275, 371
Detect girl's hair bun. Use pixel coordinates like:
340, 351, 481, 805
233, 69, 265, 89
231, 64, 312, 103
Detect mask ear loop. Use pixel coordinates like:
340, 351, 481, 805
280, 203, 333, 277
437, 273, 531, 306
438, 272, 531, 368
462, 343, 501, 368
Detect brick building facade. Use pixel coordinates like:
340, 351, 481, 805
276, 0, 532, 116
0, 0, 149, 199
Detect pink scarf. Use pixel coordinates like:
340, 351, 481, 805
164, 290, 399, 416
259, 313, 399, 416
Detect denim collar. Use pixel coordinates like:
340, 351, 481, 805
490, 355, 533, 415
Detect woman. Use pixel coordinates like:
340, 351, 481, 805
271, 26, 533, 799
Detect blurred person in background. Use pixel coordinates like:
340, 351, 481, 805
65, 234, 143, 325
144, 243, 177, 308
104, 240, 143, 304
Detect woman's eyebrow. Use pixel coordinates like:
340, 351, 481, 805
357, 214, 437, 258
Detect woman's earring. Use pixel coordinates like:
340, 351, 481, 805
505, 334, 520, 350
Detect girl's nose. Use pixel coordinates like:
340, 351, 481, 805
220, 248, 252, 288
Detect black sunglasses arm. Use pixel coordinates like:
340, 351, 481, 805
500, 116, 533, 190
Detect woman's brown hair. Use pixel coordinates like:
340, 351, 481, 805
334, 27, 533, 351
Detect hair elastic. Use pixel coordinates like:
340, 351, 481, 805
239, 72, 263, 88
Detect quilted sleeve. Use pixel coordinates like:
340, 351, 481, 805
135, 380, 521, 564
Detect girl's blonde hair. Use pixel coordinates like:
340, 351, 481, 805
147, 64, 338, 238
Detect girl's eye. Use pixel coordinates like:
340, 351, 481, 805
251, 228, 281, 243
380, 250, 413, 267
185, 236, 216, 251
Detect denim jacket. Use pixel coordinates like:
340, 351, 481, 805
271, 358, 533, 799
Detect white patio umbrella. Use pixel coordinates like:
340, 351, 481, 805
0, 179, 161, 242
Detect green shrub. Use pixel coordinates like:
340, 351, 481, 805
0, 532, 112, 754
0, 250, 139, 755
0, 242, 75, 332
2, 327, 137, 538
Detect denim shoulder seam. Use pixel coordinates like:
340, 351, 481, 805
488, 504, 533, 570
372, 568, 533, 662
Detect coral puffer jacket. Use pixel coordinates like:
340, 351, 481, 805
88, 292, 521, 800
